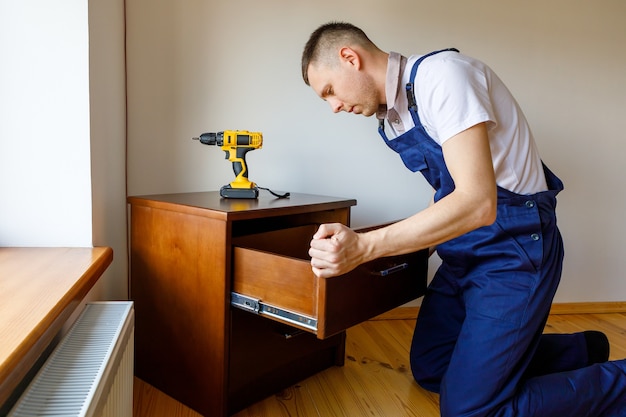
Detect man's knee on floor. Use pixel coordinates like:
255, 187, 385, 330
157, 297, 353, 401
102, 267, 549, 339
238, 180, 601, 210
410, 354, 442, 394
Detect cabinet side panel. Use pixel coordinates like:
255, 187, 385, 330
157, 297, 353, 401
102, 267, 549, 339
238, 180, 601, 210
130, 205, 229, 416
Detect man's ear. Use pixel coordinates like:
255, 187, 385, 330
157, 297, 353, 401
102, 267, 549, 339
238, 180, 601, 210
339, 47, 361, 70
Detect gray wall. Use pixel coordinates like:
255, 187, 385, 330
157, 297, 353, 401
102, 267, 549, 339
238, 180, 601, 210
126, 0, 626, 303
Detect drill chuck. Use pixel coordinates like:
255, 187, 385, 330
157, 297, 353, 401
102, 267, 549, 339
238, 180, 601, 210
195, 132, 221, 146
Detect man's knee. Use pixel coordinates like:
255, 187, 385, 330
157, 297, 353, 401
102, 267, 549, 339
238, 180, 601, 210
410, 350, 443, 393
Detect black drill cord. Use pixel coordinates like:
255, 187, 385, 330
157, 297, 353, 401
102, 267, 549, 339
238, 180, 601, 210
258, 186, 290, 199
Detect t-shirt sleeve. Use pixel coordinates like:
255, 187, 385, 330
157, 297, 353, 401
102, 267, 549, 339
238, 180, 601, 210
416, 56, 496, 145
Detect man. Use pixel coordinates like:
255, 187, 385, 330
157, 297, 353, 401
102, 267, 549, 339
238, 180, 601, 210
302, 22, 626, 416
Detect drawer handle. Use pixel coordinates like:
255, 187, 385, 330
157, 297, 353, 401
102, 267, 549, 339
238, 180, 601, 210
376, 262, 409, 276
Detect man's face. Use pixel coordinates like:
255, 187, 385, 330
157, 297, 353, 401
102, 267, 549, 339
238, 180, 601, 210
307, 61, 380, 117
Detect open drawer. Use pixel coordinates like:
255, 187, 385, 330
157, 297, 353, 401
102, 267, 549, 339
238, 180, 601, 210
231, 224, 428, 339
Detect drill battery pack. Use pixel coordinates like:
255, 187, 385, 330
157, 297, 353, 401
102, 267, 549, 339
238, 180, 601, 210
220, 184, 259, 199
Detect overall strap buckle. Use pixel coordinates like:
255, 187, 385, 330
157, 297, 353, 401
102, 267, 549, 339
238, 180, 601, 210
405, 48, 460, 113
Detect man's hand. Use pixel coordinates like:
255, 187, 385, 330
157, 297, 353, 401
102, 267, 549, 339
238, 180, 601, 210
309, 223, 365, 278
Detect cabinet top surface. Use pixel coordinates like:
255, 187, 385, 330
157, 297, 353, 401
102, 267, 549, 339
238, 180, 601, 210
127, 191, 356, 220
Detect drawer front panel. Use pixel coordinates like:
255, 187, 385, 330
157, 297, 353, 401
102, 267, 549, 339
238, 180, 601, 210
228, 308, 345, 413
319, 251, 428, 338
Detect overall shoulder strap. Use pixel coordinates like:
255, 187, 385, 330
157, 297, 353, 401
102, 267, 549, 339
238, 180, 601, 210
406, 48, 459, 112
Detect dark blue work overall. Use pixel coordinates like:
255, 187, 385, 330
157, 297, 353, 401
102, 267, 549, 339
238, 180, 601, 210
378, 50, 626, 417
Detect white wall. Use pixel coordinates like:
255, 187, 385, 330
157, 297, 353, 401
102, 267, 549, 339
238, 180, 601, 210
0, 1, 92, 247
0, 0, 128, 301
126, 0, 626, 303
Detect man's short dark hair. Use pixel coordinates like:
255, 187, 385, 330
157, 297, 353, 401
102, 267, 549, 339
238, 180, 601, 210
301, 22, 373, 85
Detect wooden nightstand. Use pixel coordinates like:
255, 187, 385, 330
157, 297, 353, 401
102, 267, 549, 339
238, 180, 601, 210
128, 192, 427, 416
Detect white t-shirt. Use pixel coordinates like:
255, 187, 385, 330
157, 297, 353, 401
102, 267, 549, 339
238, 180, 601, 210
380, 51, 548, 195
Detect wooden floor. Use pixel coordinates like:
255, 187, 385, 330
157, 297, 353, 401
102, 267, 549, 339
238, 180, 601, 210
133, 312, 626, 417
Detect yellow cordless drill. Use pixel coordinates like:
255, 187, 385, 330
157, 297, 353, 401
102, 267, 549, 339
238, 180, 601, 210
193, 130, 263, 199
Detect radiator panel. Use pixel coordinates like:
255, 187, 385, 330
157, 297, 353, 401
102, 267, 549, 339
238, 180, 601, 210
8, 302, 134, 417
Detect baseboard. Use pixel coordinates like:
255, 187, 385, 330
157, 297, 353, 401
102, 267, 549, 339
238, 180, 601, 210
548, 301, 626, 315
371, 307, 420, 321
371, 301, 626, 321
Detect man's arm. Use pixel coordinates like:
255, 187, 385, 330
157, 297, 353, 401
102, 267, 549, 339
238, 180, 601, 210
309, 122, 497, 278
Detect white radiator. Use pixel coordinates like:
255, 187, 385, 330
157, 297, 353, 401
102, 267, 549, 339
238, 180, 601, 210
8, 302, 135, 417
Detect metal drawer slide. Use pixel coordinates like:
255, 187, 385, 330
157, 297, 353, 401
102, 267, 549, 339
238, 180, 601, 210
231, 292, 318, 332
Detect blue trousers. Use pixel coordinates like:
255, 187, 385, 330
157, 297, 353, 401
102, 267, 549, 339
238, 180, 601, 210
410, 191, 626, 416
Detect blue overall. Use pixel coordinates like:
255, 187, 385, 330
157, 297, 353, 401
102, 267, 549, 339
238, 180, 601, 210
378, 50, 626, 417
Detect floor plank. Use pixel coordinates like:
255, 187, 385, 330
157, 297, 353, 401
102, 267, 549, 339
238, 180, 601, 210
134, 313, 626, 417
133, 378, 202, 417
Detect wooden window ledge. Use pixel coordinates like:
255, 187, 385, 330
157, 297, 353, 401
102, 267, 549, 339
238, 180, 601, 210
0, 247, 113, 408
